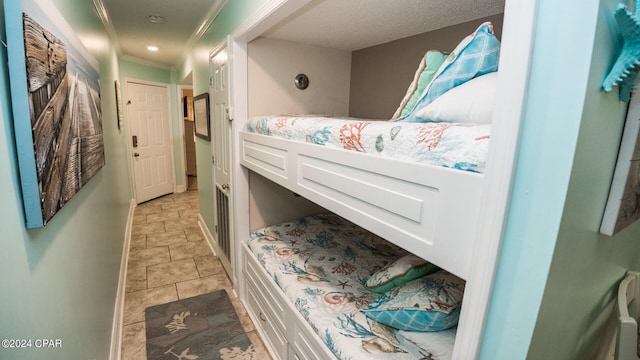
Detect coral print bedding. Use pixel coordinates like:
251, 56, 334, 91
245, 115, 490, 173
247, 214, 462, 360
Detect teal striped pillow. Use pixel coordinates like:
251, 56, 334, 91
362, 271, 465, 331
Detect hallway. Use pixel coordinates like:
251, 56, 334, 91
119, 189, 270, 359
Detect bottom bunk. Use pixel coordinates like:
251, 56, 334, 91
241, 213, 464, 360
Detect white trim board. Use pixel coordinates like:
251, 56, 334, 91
109, 198, 136, 360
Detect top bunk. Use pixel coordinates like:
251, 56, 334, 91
237, 0, 506, 280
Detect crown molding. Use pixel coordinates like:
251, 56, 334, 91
177, 0, 228, 67
120, 54, 174, 70
93, 0, 122, 55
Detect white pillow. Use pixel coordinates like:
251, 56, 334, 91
414, 71, 498, 124
396, 327, 457, 359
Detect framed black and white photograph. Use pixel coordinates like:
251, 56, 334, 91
601, 81, 640, 236
5, 0, 105, 228
194, 93, 210, 141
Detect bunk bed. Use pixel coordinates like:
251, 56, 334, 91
240, 21, 499, 280
244, 213, 462, 360
227, 0, 530, 359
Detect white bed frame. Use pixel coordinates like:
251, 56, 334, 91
225, 0, 537, 358
240, 130, 483, 279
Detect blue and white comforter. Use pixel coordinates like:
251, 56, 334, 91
247, 213, 456, 360
245, 115, 490, 173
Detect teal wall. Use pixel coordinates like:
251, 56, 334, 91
119, 60, 184, 189
480, 0, 640, 359
177, 0, 269, 236
0, 0, 131, 359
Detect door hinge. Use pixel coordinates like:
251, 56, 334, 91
212, 155, 215, 165
210, 76, 214, 88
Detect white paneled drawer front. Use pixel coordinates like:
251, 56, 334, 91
246, 280, 288, 360
241, 133, 290, 182
289, 325, 328, 360
244, 252, 287, 332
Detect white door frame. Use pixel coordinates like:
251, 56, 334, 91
177, 84, 193, 192
227, 0, 538, 358
125, 78, 177, 203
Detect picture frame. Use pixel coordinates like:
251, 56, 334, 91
115, 80, 123, 130
4, 0, 105, 228
193, 93, 210, 141
601, 80, 640, 236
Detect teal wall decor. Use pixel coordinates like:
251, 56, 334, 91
602, 2, 640, 101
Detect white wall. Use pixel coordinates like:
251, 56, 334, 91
246, 37, 351, 228
247, 37, 352, 117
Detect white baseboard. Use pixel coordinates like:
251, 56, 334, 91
198, 215, 234, 286
109, 198, 136, 360
175, 184, 187, 193
198, 215, 218, 258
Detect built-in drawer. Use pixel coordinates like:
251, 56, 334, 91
245, 250, 287, 332
246, 280, 288, 360
289, 325, 328, 360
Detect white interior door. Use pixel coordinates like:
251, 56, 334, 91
212, 50, 231, 191
211, 45, 232, 274
127, 81, 174, 203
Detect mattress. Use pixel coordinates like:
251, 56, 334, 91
246, 213, 457, 360
245, 115, 490, 173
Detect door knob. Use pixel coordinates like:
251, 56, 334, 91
221, 184, 230, 190
133, 153, 140, 157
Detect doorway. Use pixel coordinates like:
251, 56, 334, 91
126, 80, 175, 203
181, 87, 197, 191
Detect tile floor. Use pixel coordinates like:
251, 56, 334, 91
120, 189, 271, 359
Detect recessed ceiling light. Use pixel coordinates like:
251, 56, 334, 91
148, 14, 164, 24
147, 45, 159, 52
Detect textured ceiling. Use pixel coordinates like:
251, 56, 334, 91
96, 0, 225, 68
94, 0, 505, 68
265, 0, 506, 51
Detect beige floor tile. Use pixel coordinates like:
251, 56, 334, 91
165, 218, 198, 231
178, 208, 199, 219
130, 234, 147, 251
128, 247, 171, 268
131, 221, 165, 235
122, 190, 270, 360
121, 322, 146, 360
184, 226, 204, 241
175, 273, 232, 299
174, 192, 197, 203
135, 204, 163, 215
161, 202, 192, 212
147, 259, 199, 288
123, 284, 177, 325
194, 255, 225, 277
146, 229, 188, 248
229, 295, 256, 333
146, 210, 180, 223
125, 266, 147, 293
152, 195, 176, 203
246, 331, 273, 360
169, 241, 213, 261
132, 214, 147, 225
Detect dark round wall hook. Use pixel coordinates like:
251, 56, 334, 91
294, 73, 309, 90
